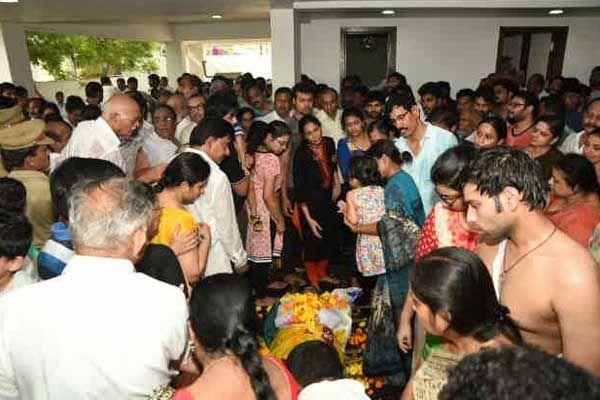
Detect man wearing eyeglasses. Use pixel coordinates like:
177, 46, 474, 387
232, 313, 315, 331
505, 90, 539, 149
388, 92, 457, 214
56, 94, 142, 175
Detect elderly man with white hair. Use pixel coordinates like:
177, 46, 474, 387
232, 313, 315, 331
0, 178, 188, 399
56, 93, 142, 175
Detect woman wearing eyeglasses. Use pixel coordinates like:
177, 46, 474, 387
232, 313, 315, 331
397, 145, 480, 370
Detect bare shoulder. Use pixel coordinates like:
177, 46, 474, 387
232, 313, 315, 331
547, 230, 600, 290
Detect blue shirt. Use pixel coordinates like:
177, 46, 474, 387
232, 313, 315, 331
384, 170, 426, 227
38, 222, 74, 279
395, 123, 457, 214
337, 137, 367, 183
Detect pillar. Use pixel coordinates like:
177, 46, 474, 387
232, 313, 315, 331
0, 23, 35, 94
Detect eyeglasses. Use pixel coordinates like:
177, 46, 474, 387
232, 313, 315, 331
154, 117, 175, 123
509, 102, 526, 108
435, 190, 462, 204
391, 110, 411, 124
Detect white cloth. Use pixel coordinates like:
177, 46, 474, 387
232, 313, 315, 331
492, 240, 508, 301
559, 130, 584, 155
179, 122, 197, 146
0, 255, 187, 400
175, 117, 194, 143
59, 117, 127, 173
314, 108, 345, 145
259, 110, 292, 126
299, 379, 370, 400
142, 131, 178, 167
102, 85, 119, 105
184, 148, 247, 275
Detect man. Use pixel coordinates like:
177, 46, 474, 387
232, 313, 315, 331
0, 208, 35, 298
261, 87, 292, 125
178, 74, 201, 99
464, 147, 600, 376
527, 73, 546, 98
27, 98, 44, 120
60, 94, 141, 175
562, 78, 584, 132
0, 83, 16, 99
385, 72, 407, 92
64, 95, 85, 128
0, 178, 188, 398
159, 76, 174, 92
45, 119, 72, 154
245, 81, 271, 117
418, 82, 443, 120
458, 108, 482, 141
116, 78, 126, 93
560, 98, 600, 154
54, 91, 67, 119
100, 76, 118, 104
179, 95, 206, 145
474, 86, 496, 118
353, 85, 369, 110
85, 81, 103, 106
314, 87, 344, 144
429, 108, 459, 136
493, 79, 518, 119
364, 90, 386, 126
505, 90, 539, 148
185, 117, 247, 276
126, 76, 139, 92
456, 88, 476, 113
167, 93, 193, 143
0, 120, 54, 248
389, 92, 457, 214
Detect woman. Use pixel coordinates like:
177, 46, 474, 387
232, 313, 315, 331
367, 117, 399, 144
245, 120, 290, 300
337, 108, 372, 184
173, 274, 296, 400
416, 146, 479, 259
400, 145, 479, 369
135, 105, 180, 180
527, 115, 563, 180
294, 115, 341, 285
474, 116, 507, 150
546, 153, 600, 247
583, 127, 600, 181
403, 247, 522, 400
152, 152, 211, 288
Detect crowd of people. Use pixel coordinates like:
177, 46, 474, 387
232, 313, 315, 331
1, 64, 600, 399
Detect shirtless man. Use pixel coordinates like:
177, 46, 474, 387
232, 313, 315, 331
463, 147, 600, 376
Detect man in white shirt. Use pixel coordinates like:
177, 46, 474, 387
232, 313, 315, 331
100, 76, 118, 105
185, 117, 248, 276
314, 87, 345, 145
560, 98, 600, 154
58, 94, 141, 175
261, 87, 292, 125
0, 178, 188, 399
168, 93, 194, 143
179, 95, 206, 145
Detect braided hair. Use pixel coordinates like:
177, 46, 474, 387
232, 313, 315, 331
411, 247, 522, 345
189, 274, 275, 400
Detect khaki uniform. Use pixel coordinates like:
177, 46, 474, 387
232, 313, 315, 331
8, 170, 53, 249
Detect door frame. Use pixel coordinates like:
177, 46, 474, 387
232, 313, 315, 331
340, 27, 397, 87
496, 26, 569, 81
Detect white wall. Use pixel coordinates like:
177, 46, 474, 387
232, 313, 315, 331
300, 15, 600, 94
172, 20, 270, 41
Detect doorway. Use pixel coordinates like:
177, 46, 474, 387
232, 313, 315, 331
496, 27, 568, 84
340, 27, 396, 88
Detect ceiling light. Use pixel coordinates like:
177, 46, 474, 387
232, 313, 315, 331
549, 9, 564, 15
211, 14, 223, 19
0, 0, 19, 3
382, 10, 395, 15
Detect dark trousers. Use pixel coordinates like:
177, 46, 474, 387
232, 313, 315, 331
246, 261, 271, 299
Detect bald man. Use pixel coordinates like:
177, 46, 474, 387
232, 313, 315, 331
167, 93, 194, 142
56, 94, 142, 174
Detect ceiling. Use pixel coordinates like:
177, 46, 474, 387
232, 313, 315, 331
1, 0, 599, 24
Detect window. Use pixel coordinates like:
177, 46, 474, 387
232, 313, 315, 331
496, 27, 568, 83
182, 40, 271, 79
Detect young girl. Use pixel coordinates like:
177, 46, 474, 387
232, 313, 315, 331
152, 152, 211, 290
338, 155, 386, 278
245, 120, 290, 301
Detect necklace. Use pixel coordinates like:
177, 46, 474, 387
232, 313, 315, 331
500, 226, 557, 283
512, 121, 536, 137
